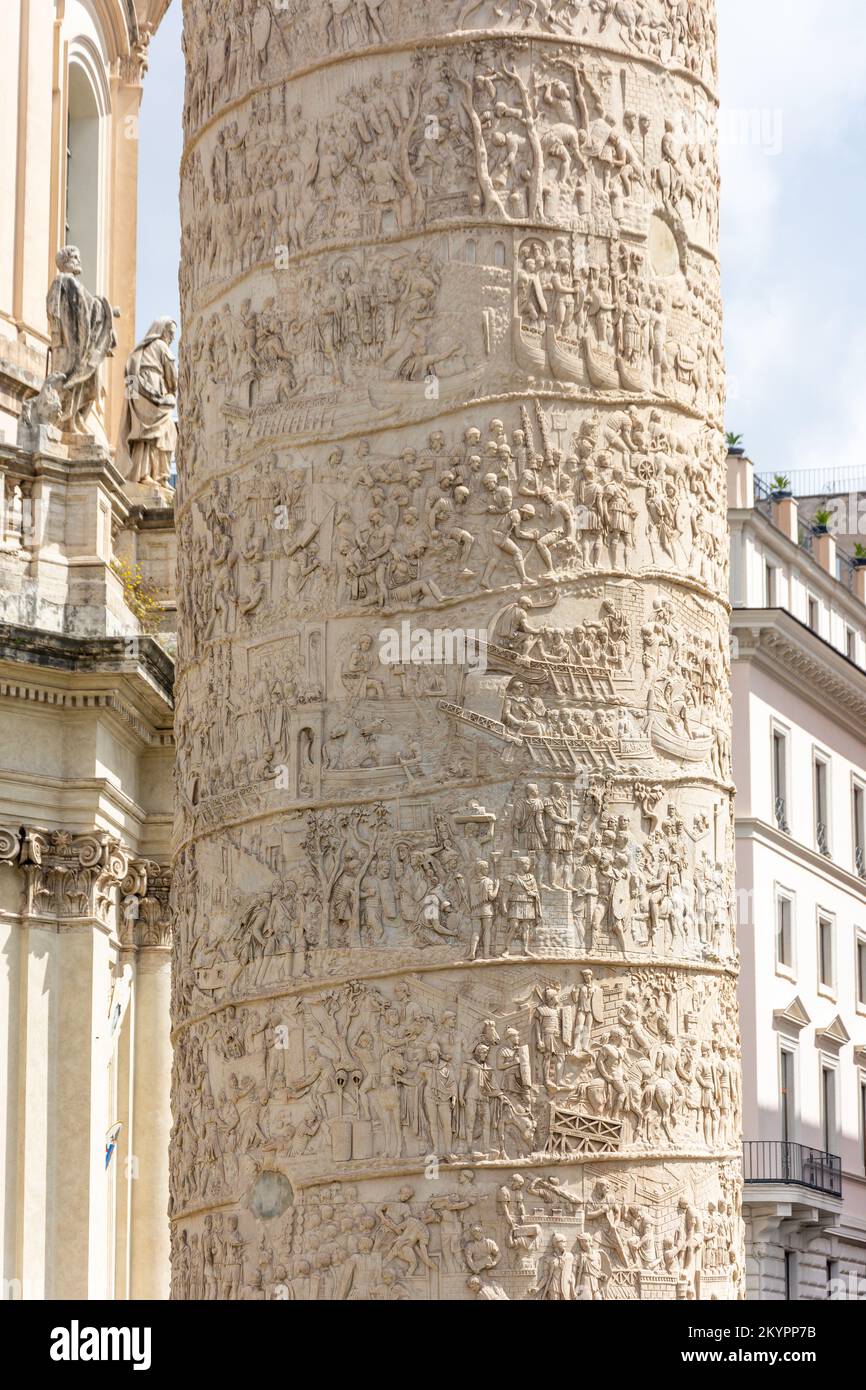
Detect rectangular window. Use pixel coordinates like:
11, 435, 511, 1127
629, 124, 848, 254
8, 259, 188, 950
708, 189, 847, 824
814, 757, 830, 855
773, 729, 789, 832
765, 562, 777, 607
854, 784, 866, 878
857, 937, 866, 1008
780, 1048, 795, 1144
818, 915, 835, 991
821, 1065, 837, 1153
784, 1251, 797, 1301
808, 596, 819, 632
776, 894, 794, 970
846, 627, 857, 662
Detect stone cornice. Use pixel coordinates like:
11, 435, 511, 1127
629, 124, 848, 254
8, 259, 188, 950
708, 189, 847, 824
0, 676, 174, 751
0, 684, 174, 756
0, 766, 173, 840
0, 440, 134, 521
735, 818, 866, 903
0, 622, 174, 723
124, 503, 175, 532
731, 607, 866, 741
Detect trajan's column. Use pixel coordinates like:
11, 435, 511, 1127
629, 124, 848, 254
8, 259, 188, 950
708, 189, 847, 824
173, 0, 743, 1300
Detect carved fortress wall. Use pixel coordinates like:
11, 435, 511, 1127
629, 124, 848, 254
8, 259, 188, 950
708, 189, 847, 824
173, 0, 743, 1300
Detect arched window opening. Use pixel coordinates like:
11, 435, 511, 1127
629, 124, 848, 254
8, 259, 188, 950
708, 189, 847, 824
65, 64, 101, 288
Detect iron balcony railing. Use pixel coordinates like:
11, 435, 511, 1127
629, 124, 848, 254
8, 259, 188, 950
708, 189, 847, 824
743, 1141, 842, 1199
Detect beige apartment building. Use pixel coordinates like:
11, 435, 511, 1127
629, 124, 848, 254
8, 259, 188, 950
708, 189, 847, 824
0, 0, 173, 1300
730, 455, 866, 1299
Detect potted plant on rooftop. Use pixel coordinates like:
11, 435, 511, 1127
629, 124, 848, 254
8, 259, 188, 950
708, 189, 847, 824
769, 473, 792, 500
853, 542, 866, 569
726, 431, 745, 457
812, 508, 832, 535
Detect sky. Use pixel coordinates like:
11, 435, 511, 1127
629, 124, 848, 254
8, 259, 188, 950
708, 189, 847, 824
136, 0, 866, 484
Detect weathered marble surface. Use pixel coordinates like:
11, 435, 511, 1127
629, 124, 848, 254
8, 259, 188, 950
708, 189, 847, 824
172, 0, 743, 1300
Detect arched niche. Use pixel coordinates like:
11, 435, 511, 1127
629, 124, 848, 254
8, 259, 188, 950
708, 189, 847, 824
64, 39, 110, 290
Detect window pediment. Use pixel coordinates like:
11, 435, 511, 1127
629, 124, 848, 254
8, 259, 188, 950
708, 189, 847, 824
815, 1016, 851, 1054
773, 995, 811, 1036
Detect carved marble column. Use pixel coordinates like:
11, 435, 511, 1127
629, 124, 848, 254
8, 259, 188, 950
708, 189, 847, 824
174, 0, 743, 1301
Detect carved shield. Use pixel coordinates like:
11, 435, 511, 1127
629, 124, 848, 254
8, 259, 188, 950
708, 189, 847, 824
675, 494, 692, 539
518, 1044, 532, 1088
676, 344, 697, 380
591, 987, 605, 1023
252, 4, 272, 52
611, 876, 630, 921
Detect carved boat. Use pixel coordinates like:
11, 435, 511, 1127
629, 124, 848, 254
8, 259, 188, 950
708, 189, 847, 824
650, 718, 713, 762
325, 763, 419, 789
512, 312, 549, 377
367, 365, 485, 413
583, 336, 620, 391
617, 356, 652, 394
545, 325, 587, 386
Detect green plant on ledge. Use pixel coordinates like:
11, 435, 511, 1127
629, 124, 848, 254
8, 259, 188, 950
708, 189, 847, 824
726, 431, 744, 452
854, 542, 866, 565
770, 474, 791, 498
812, 508, 833, 535
110, 557, 163, 634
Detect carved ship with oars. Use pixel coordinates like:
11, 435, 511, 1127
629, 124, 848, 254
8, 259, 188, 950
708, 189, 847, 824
512, 230, 656, 394
513, 310, 654, 394
440, 636, 713, 770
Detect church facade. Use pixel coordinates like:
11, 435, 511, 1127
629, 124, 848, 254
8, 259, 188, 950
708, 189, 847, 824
0, 0, 174, 1300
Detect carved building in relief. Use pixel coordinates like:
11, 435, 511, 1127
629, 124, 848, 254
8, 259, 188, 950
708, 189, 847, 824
173, 0, 744, 1299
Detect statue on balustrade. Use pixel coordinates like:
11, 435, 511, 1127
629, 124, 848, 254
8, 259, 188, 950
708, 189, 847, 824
119, 317, 179, 489
26, 244, 120, 437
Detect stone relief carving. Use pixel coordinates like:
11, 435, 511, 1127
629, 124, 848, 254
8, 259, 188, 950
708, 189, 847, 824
174, 403, 727, 670
181, 1, 719, 141
180, 43, 719, 306
174, 0, 740, 1299
170, 965, 740, 1208
171, 1156, 742, 1300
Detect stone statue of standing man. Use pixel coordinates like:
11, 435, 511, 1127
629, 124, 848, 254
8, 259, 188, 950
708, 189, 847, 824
119, 318, 179, 490
32, 244, 120, 436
